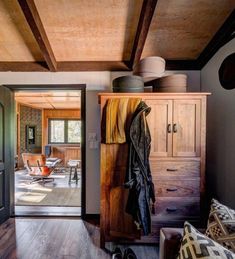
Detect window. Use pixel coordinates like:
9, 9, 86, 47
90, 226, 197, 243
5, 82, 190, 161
49, 119, 81, 144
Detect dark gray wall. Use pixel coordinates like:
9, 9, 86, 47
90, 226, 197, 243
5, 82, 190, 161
201, 39, 235, 209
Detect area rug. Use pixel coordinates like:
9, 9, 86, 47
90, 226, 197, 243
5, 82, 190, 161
16, 187, 81, 207
15, 170, 81, 207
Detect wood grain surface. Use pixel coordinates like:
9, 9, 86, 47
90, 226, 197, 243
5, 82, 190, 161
99, 93, 208, 247
142, 0, 234, 59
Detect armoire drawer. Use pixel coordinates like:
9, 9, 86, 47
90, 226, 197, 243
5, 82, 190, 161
154, 179, 200, 197
140, 220, 185, 243
152, 197, 200, 221
150, 160, 200, 178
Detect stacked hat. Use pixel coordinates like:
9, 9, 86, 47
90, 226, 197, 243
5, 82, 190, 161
112, 75, 144, 93
134, 57, 188, 92
152, 74, 187, 92
112, 56, 188, 93
133, 56, 166, 81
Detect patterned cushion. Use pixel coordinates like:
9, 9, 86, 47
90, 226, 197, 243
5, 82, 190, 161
177, 222, 235, 259
206, 199, 235, 252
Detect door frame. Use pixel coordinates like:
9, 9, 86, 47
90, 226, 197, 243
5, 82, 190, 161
5, 84, 86, 219
0, 86, 15, 224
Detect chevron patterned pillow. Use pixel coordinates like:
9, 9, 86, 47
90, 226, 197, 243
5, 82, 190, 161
177, 222, 235, 259
206, 199, 235, 253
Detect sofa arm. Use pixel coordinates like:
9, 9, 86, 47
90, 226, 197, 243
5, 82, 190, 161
159, 228, 183, 259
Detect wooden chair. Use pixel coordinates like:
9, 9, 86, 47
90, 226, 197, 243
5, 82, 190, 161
22, 153, 54, 184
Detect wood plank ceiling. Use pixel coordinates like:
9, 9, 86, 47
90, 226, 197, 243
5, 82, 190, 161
0, 0, 234, 71
15, 91, 81, 109
142, 0, 234, 60
0, 0, 43, 61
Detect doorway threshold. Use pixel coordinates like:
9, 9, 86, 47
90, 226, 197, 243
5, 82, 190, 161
15, 206, 81, 217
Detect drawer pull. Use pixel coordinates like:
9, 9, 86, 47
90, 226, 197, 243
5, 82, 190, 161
166, 187, 178, 192
166, 168, 178, 172
166, 206, 177, 212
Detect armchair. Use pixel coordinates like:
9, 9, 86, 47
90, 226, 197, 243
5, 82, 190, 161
22, 153, 54, 184
159, 227, 206, 259
159, 228, 183, 259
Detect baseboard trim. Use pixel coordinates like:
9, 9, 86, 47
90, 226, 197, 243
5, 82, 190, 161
84, 214, 100, 220
14, 206, 81, 217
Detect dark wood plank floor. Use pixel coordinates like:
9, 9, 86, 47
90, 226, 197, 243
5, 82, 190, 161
0, 218, 159, 259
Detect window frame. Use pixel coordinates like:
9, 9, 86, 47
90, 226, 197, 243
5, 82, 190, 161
48, 118, 81, 144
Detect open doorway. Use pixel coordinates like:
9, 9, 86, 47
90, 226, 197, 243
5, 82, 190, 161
12, 87, 85, 216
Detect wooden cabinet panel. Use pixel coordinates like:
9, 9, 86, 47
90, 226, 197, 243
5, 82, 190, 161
173, 100, 201, 157
155, 179, 200, 197
153, 197, 200, 221
140, 220, 183, 243
145, 100, 172, 157
146, 99, 201, 158
110, 187, 140, 239
150, 160, 200, 178
101, 144, 140, 243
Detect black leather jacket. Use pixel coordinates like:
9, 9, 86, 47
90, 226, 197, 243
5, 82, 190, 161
124, 101, 155, 235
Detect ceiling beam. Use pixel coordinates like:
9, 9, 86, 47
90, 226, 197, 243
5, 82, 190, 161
165, 60, 200, 70
0, 62, 48, 71
17, 0, 57, 71
197, 10, 235, 69
0, 60, 201, 71
129, 0, 158, 69
56, 61, 130, 71
0, 61, 130, 72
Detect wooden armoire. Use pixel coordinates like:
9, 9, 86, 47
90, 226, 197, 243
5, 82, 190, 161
99, 92, 210, 248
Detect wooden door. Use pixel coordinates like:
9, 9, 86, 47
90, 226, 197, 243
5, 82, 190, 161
173, 100, 201, 157
0, 86, 14, 224
145, 99, 173, 157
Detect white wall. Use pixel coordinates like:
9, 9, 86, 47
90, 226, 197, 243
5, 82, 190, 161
201, 39, 235, 208
0, 70, 200, 213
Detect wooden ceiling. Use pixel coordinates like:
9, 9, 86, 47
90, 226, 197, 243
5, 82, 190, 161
0, 0, 43, 61
35, 0, 142, 62
0, 0, 234, 71
15, 91, 81, 109
142, 0, 234, 60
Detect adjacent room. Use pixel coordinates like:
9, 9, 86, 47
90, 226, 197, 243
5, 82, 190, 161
0, 0, 234, 258
14, 90, 82, 215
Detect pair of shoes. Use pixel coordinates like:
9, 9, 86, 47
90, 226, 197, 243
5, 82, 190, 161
112, 247, 137, 259
123, 248, 137, 259
112, 247, 122, 259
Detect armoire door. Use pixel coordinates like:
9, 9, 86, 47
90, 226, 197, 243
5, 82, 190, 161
145, 100, 173, 157
0, 86, 14, 224
173, 99, 201, 157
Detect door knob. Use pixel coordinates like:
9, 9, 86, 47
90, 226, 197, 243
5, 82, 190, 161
173, 123, 177, 133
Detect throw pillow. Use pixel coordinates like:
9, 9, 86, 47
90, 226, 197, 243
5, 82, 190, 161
206, 199, 235, 252
177, 221, 235, 259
